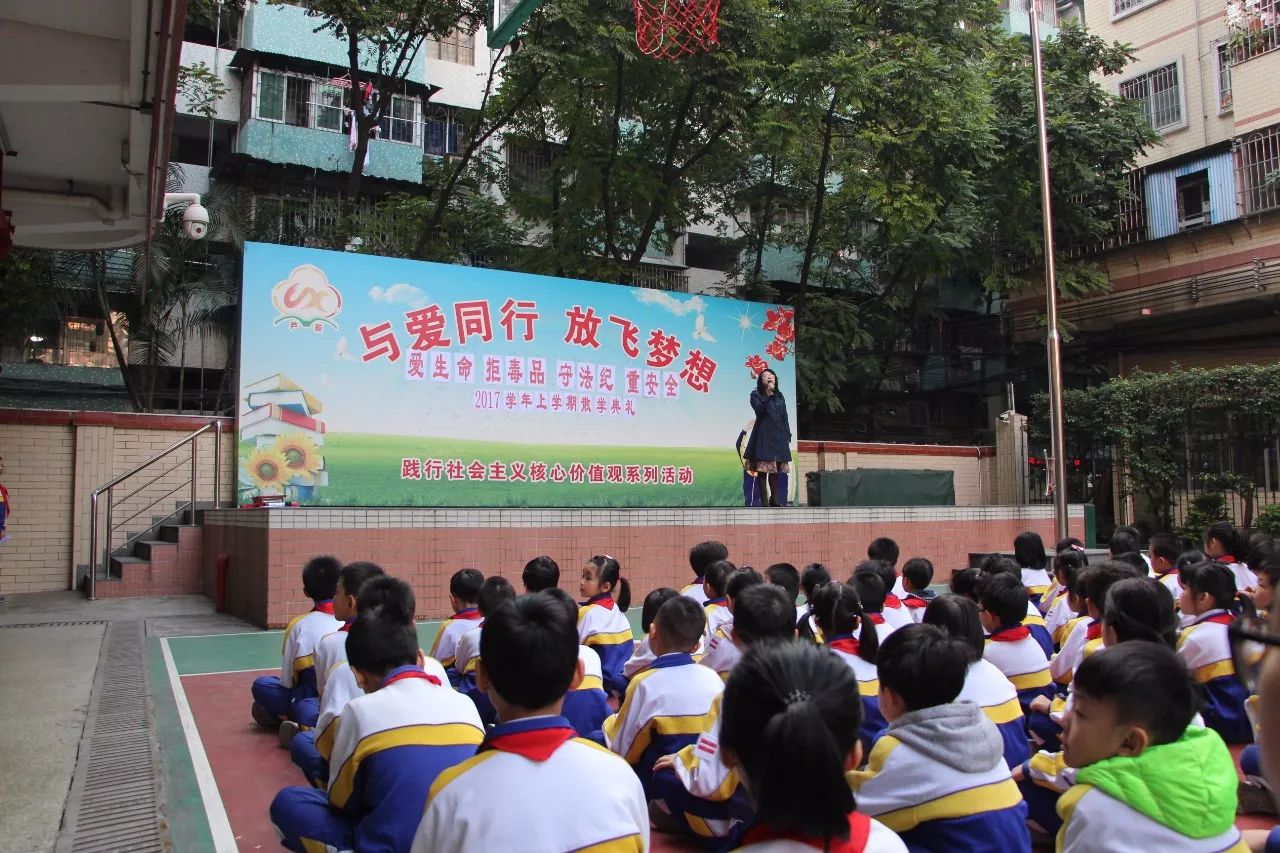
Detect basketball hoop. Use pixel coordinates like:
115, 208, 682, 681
633, 0, 720, 60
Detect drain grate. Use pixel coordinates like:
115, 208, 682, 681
0, 620, 108, 629
56, 620, 166, 853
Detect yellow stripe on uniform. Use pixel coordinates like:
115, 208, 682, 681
299, 837, 330, 853
585, 630, 635, 646
846, 736, 900, 791
1193, 659, 1235, 684
1025, 614, 1047, 628
569, 832, 645, 852
1054, 783, 1093, 846
623, 714, 710, 765
1009, 669, 1052, 691
425, 748, 501, 804
574, 675, 604, 692
982, 697, 1024, 725
857, 679, 880, 698
875, 778, 1024, 833
676, 743, 740, 802
316, 717, 339, 760
330, 723, 484, 809
283, 613, 307, 652
291, 653, 316, 677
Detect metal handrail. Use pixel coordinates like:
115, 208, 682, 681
87, 420, 224, 599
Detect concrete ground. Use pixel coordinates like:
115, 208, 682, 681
0, 591, 253, 851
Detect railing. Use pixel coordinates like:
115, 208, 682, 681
1228, 0, 1280, 63
86, 421, 223, 600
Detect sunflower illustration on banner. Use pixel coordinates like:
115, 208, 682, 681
238, 371, 328, 503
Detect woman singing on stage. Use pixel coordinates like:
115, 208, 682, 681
744, 368, 792, 506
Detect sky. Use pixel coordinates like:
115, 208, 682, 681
239, 242, 798, 449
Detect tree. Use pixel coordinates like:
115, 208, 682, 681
281, 0, 487, 231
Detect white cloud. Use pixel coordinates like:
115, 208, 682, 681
632, 289, 706, 316
369, 283, 429, 308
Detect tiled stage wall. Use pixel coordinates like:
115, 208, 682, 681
203, 505, 1085, 628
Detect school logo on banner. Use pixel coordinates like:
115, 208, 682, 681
272, 264, 343, 331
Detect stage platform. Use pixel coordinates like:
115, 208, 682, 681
201, 504, 1087, 628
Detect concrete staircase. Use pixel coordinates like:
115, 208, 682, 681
85, 507, 208, 599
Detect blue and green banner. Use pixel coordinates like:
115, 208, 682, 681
237, 242, 797, 506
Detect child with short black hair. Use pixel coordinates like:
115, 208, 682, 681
813, 581, 886, 754
1178, 560, 1253, 743
764, 561, 800, 612
701, 558, 737, 638
412, 591, 649, 852
1205, 521, 1256, 592
650, 584, 798, 845
578, 554, 635, 697
625, 587, 680, 679
1014, 531, 1052, 607
850, 624, 1030, 850
288, 560, 385, 781
924, 594, 1029, 770
454, 576, 517, 725
797, 562, 831, 642
684, 541, 729, 603
900, 557, 936, 622
1049, 562, 1139, 691
272, 577, 483, 853
700, 568, 764, 678
540, 586, 612, 739
521, 555, 560, 592
605, 595, 723, 796
978, 573, 1053, 711
868, 536, 902, 592
950, 567, 981, 601
1056, 643, 1244, 851
851, 564, 894, 643
428, 567, 485, 683
721, 641, 908, 852
252, 555, 343, 731
865, 558, 913, 630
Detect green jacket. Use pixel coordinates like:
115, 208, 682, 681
1075, 726, 1238, 838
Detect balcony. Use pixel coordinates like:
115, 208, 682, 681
239, 2, 425, 83
237, 119, 424, 184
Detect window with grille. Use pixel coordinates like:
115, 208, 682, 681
1120, 63, 1182, 133
377, 95, 418, 145
428, 30, 475, 64
1217, 41, 1233, 113
257, 71, 285, 121
1175, 170, 1210, 230
1112, 0, 1161, 17
1236, 123, 1280, 215
315, 84, 345, 131
507, 139, 559, 193
424, 105, 468, 156
1228, 0, 1280, 62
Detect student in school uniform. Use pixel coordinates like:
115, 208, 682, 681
701, 559, 738, 641
1045, 550, 1087, 646
849, 624, 1030, 851
700, 568, 764, 679
1205, 521, 1258, 593
978, 572, 1054, 713
797, 562, 831, 642
625, 588, 679, 680
1178, 560, 1253, 743
411, 591, 649, 852
900, 558, 937, 622
868, 537, 904, 597
578, 555, 635, 697
1015, 531, 1053, 609
982, 556, 1054, 656
287, 561, 384, 780
1055, 644, 1247, 852
763, 562, 801, 617
428, 568, 485, 684
865, 559, 914, 630
851, 566, 896, 645
923, 594, 1029, 771
649, 584, 800, 846
455, 576, 517, 726
270, 577, 485, 853
1147, 533, 1184, 603
813, 582, 887, 756
252, 555, 343, 733
723, 640, 908, 853
605, 596, 725, 797
683, 541, 729, 604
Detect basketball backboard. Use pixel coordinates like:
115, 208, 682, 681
488, 0, 545, 47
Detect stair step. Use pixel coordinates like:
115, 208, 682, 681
134, 539, 175, 561
109, 554, 148, 579
157, 524, 199, 544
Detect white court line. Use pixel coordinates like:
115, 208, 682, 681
161, 636, 238, 853
182, 667, 279, 677
166, 619, 446, 642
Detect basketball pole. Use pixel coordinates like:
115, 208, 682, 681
1028, 0, 1069, 542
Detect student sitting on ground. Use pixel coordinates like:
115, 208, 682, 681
1055, 643, 1246, 852
1204, 521, 1257, 593
865, 559, 914, 630
578, 554, 635, 697
1147, 533, 1183, 604
1045, 549, 1086, 647
901, 558, 937, 622
868, 537, 904, 596
701, 559, 737, 641
1043, 538, 1087, 614
252, 555, 343, 732
521, 555, 560, 595
1015, 531, 1053, 608
428, 567, 485, 684
950, 567, 981, 602
923, 594, 1029, 771
797, 562, 831, 642
982, 556, 1054, 656
542, 587, 611, 739
978, 573, 1054, 714
271, 577, 484, 853
849, 624, 1030, 851
649, 584, 798, 847
289, 560, 384, 783
605, 595, 725, 796
1178, 559, 1254, 744
454, 576, 517, 726
764, 561, 801, 619
723, 640, 908, 852
683, 541, 729, 604
851, 564, 896, 644
411, 591, 649, 852
814, 581, 887, 756
700, 568, 764, 679
625, 587, 680, 679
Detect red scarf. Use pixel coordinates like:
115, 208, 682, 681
1199, 612, 1235, 627
313, 600, 335, 615
338, 622, 351, 633
1086, 620, 1102, 641
587, 594, 617, 610
453, 607, 482, 621
988, 625, 1030, 642
481, 720, 576, 761
1215, 555, 1238, 565
866, 612, 885, 625
884, 594, 903, 609
827, 636, 861, 657
903, 595, 928, 609
383, 668, 442, 688
741, 812, 872, 851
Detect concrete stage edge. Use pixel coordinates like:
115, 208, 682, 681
201, 504, 1086, 628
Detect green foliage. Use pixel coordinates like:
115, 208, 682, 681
0, 250, 65, 351
1178, 493, 1227, 545
1256, 503, 1280, 538
177, 61, 228, 120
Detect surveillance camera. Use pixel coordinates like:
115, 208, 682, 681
182, 203, 209, 240
999, 412, 1012, 423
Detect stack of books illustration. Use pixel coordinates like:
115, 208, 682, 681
239, 374, 327, 499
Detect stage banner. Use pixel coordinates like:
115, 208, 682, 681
237, 242, 797, 507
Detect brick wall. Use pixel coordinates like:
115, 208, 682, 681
202, 505, 1087, 628
793, 442, 997, 506
0, 412, 234, 594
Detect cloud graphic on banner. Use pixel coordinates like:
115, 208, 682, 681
692, 314, 717, 343
633, 289, 706, 316
369, 282, 429, 308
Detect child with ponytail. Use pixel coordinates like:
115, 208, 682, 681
812, 582, 886, 755
578, 554, 635, 697
1177, 560, 1253, 743
720, 640, 907, 852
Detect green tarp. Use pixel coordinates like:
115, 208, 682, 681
806, 468, 956, 507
